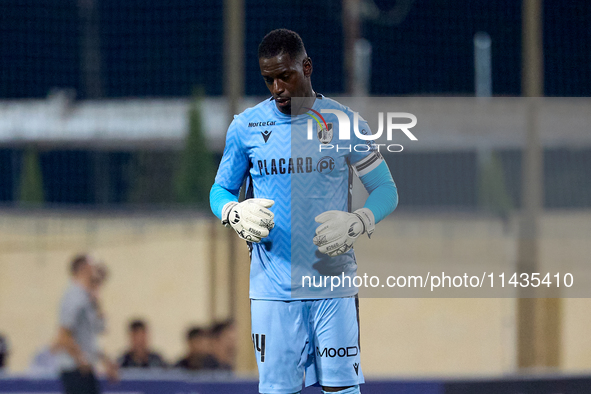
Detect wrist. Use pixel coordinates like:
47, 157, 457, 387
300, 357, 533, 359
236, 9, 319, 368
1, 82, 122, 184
353, 208, 375, 237
221, 201, 238, 226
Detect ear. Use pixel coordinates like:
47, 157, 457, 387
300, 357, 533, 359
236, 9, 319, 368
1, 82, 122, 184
303, 57, 313, 77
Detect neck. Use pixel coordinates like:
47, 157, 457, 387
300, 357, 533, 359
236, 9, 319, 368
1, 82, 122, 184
74, 276, 91, 291
290, 90, 317, 116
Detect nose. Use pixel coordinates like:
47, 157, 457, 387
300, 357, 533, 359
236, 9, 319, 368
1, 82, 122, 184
273, 79, 285, 96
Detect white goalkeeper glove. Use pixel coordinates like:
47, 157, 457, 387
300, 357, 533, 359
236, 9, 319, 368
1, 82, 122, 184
221, 198, 275, 242
313, 208, 375, 257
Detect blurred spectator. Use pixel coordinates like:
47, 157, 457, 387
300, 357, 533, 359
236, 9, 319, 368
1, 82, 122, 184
118, 319, 167, 368
202, 320, 236, 371
175, 327, 210, 371
53, 254, 118, 394
0, 333, 8, 370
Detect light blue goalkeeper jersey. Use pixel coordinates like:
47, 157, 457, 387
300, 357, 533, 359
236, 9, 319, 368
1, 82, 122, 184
213, 95, 385, 300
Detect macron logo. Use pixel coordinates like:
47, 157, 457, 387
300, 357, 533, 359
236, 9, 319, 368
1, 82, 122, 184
261, 130, 272, 143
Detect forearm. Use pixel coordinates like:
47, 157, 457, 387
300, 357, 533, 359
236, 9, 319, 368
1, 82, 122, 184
360, 161, 398, 223
55, 328, 86, 364
210, 182, 240, 220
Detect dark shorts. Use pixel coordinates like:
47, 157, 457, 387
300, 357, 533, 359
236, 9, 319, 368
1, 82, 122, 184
60, 369, 100, 394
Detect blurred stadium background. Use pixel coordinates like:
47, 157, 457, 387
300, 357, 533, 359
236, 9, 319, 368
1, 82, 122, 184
1, 0, 591, 392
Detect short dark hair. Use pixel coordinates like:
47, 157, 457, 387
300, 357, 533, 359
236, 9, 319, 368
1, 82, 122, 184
129, 319, 147, 332
209, 320, 234, 339
187, 326, 207, 341
70, 254, 90, 275
258, 29, 306, 60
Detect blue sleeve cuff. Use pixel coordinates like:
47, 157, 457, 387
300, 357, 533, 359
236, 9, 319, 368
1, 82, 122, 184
359, 161, 398, 223
210, 183, 240, 220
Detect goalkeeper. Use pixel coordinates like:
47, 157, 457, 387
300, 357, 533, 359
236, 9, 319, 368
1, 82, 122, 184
210, 29, 397, 394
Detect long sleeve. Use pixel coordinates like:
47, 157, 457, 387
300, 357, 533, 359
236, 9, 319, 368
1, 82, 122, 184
359, 161, 398, 223
209, 117, 250, 220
